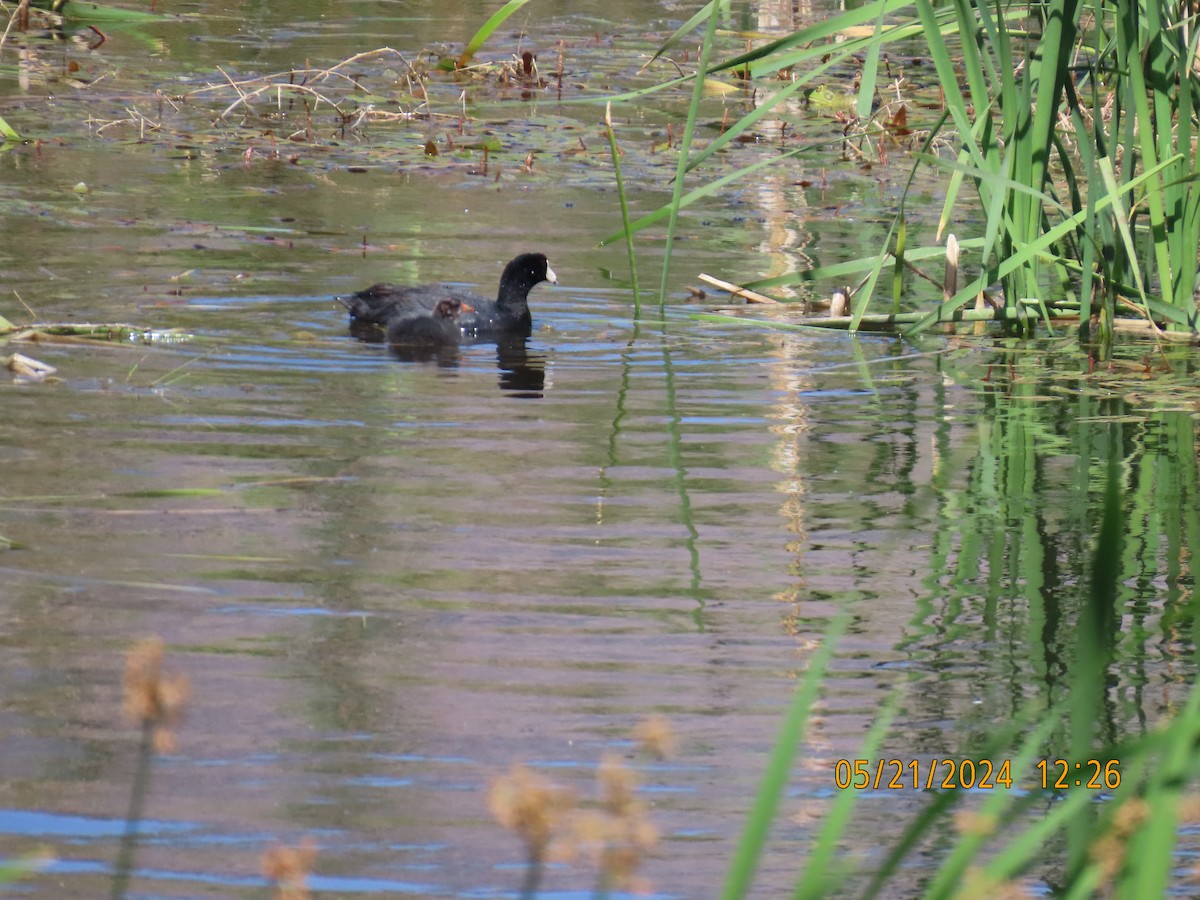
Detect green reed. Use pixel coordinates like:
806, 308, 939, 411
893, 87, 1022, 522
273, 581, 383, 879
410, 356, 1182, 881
603, 103, 640, 312
0, 113, 18, 143
610, 0, 1200, 341
720, 615, 848, 899
454, 0, 534, 68
716, 409, 1200, 897
655, 0, 723, 306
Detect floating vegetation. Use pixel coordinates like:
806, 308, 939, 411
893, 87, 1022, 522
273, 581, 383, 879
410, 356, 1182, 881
83, 43, 583, 168
27, 0, 164, 23
0, 530, 26, 550
0, 849, 53, 888
1, 321, 192, 344
3, 351, 57, 381
0, 311, 191, 380
690, 305, 1041, 333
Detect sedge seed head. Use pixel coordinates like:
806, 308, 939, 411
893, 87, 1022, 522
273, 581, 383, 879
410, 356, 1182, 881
488, 764, 575, 857
262, 838, 317, 900
122, 636, 189, 753
633, 716, 676, 760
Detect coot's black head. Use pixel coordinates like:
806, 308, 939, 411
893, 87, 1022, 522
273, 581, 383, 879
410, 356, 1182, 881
503, 253, 558, 290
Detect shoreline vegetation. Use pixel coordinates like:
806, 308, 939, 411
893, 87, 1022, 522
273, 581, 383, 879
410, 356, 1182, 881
2, 0, 1198, 352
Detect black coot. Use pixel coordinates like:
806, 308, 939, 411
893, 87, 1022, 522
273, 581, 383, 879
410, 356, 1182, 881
336, 252, 556, 339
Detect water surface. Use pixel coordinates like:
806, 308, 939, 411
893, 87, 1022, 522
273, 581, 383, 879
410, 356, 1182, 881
1, 1, 1197, 897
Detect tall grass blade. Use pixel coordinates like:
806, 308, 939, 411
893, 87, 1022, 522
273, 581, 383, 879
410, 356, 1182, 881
854, 6, 887, 121
714, 0, 938, 78
1096, 157, 1149, 311
720, 615, 848, 900
683, 55, 849, 176
916, 715, 1071, 899
657, 0, 724, 304
792, 690, 898, 899
645, 0, 719, 67
1120, 694, 1200, 896
604, 103, 640, 312
598, 146, 806, 248
456, 0, 533, 68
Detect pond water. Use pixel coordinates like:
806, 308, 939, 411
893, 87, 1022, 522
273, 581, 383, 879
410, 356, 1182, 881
2, 1, 1198, 898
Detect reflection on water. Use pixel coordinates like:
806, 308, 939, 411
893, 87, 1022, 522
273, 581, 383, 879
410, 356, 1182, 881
493, 337, 547, 396
375, 330, 549, 396
346, 319, 549, 393
1, 289, 1196, 897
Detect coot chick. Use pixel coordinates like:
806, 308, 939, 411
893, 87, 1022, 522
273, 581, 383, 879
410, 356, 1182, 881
386, 298, 474, 346
336, 252, 557, 338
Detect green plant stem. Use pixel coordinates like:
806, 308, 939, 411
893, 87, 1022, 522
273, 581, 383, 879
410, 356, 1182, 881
456, 0, 532, 68
0, 113, 18, 143
604, 103, 640, 314
657, 0, 724, 305
721, 615, 847, 899
519, 848, 543, 900
110, 719, 155, 900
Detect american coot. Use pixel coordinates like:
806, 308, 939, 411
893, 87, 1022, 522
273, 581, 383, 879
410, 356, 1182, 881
386, 298, 474, 346
336, 252, 557, 340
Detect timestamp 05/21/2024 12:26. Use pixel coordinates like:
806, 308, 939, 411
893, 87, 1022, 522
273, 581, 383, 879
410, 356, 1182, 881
833, 758, 1123, 791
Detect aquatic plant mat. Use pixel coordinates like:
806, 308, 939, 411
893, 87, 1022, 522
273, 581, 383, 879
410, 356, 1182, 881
0, 314, 192, 381
0, 322, 189, 343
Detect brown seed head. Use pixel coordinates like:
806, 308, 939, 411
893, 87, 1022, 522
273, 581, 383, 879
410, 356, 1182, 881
953, 810, 997, 837
262, 838, 317, 900
122, 636, 189, 753
1089, 797, 1149, 884
598, 752, 639, 815
957, 866, 1034, 900
632, 716, 676, 760
592, 753, 659, 890
488, 764, 575, 858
